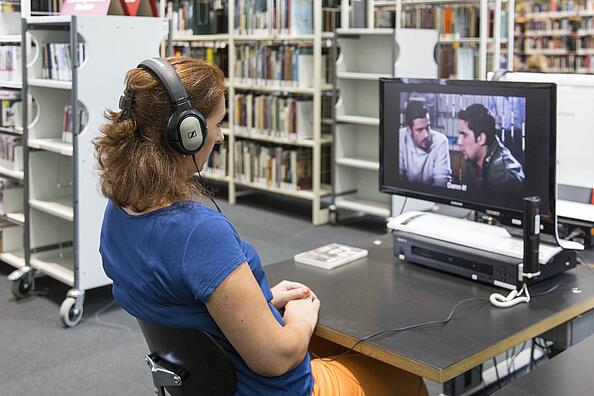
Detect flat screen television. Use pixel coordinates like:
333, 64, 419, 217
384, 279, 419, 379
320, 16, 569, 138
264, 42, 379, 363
379, 78, 557, 225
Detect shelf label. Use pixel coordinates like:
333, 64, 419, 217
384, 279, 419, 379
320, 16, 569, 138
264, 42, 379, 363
61, 0, 112, 15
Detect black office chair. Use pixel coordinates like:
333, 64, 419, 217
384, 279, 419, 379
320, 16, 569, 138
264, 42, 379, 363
137, 319, 236, 396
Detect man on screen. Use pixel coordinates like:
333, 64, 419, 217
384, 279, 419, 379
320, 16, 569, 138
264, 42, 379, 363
399, 101, 452, 187
457, 104, 525, 193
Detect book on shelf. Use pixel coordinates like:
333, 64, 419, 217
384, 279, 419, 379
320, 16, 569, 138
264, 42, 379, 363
323, 0, 341, 31
0, 89, 21, 128
350, 0, 366, 28
204, 140, 228, 177
168, 0, 228, 35
234, 141, 307, 190
400, 5, 480, 38
234, 93, 314, 141
294, 243, 368, 270
0, 135, 22, 170
235, 44, 328, 87
41, 43, 86, 82
0, 46, 21, 82
62, 104, 88, 144
30, 0, 64, 14
233, 140, 330, 191
173, 43, 229, 76
455, 47, 475, 80
234, 0, 313, 36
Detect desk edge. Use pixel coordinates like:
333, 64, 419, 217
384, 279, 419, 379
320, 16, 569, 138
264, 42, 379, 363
315, 296, 594, 383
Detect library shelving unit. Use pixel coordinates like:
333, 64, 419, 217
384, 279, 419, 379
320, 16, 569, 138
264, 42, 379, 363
330, 27, 438, 223
514, 1, 594, 73
8, 15, 168, 327
167, 0, 334, 225
332, 28, 393, 221
373, 0, 514, 79
0, 9, 26, 271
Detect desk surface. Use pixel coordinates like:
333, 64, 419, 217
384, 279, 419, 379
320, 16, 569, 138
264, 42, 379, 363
492, 334, 594, 395
265, 234, 594, 383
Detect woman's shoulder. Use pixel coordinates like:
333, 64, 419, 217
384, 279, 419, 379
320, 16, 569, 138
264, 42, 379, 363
174, 201, 238, 235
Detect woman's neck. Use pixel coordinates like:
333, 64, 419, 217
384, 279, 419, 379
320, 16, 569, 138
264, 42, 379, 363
123, 201, 174, 215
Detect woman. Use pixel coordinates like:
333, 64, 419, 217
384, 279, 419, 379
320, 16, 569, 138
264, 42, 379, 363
96, 56, 427, 396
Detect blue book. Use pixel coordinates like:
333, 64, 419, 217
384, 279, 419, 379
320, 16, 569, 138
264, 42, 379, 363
290, 0, 313, 35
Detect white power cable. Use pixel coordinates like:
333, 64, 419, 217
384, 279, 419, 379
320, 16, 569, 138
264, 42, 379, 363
490, 283, 531, 308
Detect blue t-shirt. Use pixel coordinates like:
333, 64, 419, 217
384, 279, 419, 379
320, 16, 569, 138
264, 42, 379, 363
100, 201, 314, 396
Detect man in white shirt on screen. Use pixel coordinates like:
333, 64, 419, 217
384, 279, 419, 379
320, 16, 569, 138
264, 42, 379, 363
399, 101, 452, 187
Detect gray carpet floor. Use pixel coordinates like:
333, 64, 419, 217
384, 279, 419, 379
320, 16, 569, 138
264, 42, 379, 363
0, 191, 387, 396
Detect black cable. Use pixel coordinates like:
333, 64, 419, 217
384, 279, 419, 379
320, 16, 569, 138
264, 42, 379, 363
530, 338, 536, 371
509, 341, 527, 376
192, 154, 222, 213
492, 357, 501, 389
576, 251, 593, 272
533, 338, 552, 358
314, 297, 489, 363
530, 282, 569, 298
311, 282, 569, 366
397, 197, 408, 216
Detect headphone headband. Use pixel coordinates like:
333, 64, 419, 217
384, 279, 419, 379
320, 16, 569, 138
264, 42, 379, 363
138, 58, 189, 107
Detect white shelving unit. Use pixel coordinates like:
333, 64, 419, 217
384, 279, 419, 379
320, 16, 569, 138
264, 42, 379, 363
0, 9, 26, 270
10, 15, 168, 327
168, 0, 333, 225
331, 28, 393, 221
331, 25, 438, 223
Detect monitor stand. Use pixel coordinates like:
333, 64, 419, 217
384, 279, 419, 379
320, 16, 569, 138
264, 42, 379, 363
388, 211, 578, 290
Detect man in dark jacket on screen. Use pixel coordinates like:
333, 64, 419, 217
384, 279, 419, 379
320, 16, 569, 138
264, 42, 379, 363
457, 104, 525, 193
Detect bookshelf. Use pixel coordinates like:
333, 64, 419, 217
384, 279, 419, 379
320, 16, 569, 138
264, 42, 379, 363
514, 0, 594, 73
9, 15, 168, 327
372, 0, 514, 79
167, 0, 335, 225
0, 6, 26, 271
330, 27, 438, 223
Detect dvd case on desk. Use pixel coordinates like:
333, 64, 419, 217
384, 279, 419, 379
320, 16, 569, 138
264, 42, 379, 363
294, 243, 368, 270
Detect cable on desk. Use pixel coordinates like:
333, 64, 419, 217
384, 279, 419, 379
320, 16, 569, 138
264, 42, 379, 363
311, 280, 572, 363
311, 297, 489, 363
530, 282, 569, 297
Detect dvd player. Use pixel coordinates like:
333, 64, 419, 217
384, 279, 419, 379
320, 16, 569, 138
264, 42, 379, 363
388, 212, 577, 290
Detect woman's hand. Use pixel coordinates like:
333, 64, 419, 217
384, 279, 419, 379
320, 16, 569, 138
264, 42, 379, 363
283, 295, 321, 334
270, 280, 318, 310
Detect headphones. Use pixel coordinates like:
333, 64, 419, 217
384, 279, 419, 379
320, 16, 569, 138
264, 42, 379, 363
137, 58, 207, 156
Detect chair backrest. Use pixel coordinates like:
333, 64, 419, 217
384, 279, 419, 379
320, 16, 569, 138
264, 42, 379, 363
137, 318, 237, 396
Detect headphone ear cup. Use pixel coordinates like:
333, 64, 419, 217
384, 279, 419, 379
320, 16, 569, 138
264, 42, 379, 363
178, 114, 206, 154
166, 113, 186, 154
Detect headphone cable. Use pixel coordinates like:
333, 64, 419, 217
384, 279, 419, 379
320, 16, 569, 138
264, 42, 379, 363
192, 154, 223, 213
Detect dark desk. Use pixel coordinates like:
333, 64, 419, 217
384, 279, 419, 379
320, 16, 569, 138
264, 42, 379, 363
492, 334, 594, 395
265, 234, 594, 383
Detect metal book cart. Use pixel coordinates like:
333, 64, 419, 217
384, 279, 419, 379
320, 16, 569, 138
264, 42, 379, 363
7, 15, 167, 327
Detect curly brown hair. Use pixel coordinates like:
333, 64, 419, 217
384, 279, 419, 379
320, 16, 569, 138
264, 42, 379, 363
94, 56, 226, 212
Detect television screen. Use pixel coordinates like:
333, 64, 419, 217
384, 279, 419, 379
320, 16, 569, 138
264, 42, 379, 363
380, 78, 556, 220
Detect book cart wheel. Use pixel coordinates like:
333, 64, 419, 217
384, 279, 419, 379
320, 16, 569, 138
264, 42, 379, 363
60, 289, 85, 328
329, 205, 339, 226
8, 267, 35, 299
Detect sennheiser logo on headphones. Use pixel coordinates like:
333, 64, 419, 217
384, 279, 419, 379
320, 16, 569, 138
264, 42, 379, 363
188, 130, 197, 139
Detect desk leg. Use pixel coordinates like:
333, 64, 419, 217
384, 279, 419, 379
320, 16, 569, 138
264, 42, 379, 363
441, 366, 483, 396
